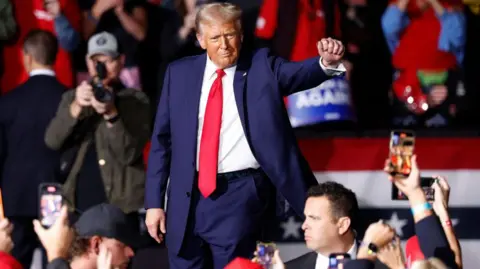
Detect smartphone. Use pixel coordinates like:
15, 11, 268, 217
392, 177, 435, 201
38, 183, 64, 228
328, 253, 351, 269
389, 130, 415, 178
255, 242, 276, 268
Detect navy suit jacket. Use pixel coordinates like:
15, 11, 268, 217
0, 75, 65, 217
146, 48, 337, 254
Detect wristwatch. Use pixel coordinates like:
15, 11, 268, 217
361, 242, 378, 255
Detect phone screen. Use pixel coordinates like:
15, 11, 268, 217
39, 184, 63, 228
255, 242, 276, 268
389, 130, 415, 177
329, 253, 351, 269
392, 177, 435, 201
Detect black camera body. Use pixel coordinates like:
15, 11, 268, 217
90, 61, 113, 103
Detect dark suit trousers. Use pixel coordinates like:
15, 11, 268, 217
168, 169, 272, 269
10, 217, 47, 269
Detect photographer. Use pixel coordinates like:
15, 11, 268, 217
44, 32, 150, 219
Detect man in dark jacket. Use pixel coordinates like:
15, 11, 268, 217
44, 32, 150, 216
0, 29, 65, 269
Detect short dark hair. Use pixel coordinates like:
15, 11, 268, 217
307, 182, 359, 231
68, 229, 91, 259
22, 29, 58, 66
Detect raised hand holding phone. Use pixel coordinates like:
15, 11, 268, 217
432, 176, 450, 221
386, 155, 420, 198
33, 206, 74, 261
388, 130, 415, 178
38, 183, 64, 229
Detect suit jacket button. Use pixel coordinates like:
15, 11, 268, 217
186, 192, 191, 197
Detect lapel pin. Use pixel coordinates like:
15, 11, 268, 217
243, 72, 247, 76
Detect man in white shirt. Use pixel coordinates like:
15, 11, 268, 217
145, 3, 346, 269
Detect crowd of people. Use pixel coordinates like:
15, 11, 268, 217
0, 0, 472, 269
1, 0, 479, 129
0, 154, 463, 269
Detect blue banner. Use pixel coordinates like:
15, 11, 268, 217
287, 77, 355, 127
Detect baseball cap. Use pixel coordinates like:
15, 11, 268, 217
74, 203, 138, 249
87, 32, 119, 58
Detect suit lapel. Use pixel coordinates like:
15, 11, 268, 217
233, 52, 251, 136
305, 252, 317, 269
185, 53, 207, 159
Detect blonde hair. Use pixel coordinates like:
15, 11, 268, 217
195, 2, 242, 33
411, 258, 448, 269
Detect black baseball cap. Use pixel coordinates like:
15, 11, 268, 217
74, 203, 138, 249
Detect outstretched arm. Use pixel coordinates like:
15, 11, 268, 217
272, 38, 346, 96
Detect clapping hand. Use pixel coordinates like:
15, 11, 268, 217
363, 220, 396, 249
377, 237, 406, 269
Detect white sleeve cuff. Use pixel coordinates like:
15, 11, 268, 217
318, 57, 347, 77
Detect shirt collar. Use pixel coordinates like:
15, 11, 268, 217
29, 69, 55, 77
205, 55, 236, 79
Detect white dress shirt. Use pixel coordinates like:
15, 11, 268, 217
315, 242, 357, 269
196, 56, 345, 173
29, 69, 56, 77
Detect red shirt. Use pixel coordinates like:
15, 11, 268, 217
255, 0, 341, 61
1, 0, 81, 94
390, 0, 462, 71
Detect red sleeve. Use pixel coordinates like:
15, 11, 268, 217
254, 0, 278, 39
61, 0, 82, 32
0, 252, 23, 269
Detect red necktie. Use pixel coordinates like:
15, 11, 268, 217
198, 69, 226, 197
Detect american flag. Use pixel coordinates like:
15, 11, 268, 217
273, 137, 480, 268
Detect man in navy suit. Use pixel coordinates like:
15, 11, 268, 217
145, 3, 346, 269
0, 29, 65, 269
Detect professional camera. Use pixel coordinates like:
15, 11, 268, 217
90, 61, 113, 103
